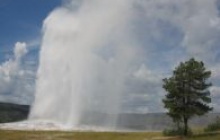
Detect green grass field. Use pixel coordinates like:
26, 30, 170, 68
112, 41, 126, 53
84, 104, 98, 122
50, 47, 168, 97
0, 130, 220, 140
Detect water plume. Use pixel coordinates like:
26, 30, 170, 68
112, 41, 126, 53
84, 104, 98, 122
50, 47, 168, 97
29, 0, 137, 129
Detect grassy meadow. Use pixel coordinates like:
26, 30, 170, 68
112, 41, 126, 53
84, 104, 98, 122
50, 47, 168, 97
0, 130, 220, 140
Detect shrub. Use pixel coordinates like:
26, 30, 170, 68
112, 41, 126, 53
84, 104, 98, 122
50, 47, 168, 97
163, 127, 192, 136
204, 117, 220, 132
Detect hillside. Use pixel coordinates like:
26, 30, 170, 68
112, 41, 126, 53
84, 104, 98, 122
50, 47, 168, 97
0, 102, 30, 123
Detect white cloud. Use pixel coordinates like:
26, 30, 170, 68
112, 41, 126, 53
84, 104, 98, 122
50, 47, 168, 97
131, 0, 219, 65
133, 64, 163, 84
210, 86, 220, 111
0, 42, 34, 104
14, 42, 28, 60
210, 64, 220, 79
181, 4, 220, 61
131, 0, 220, 112
132, 106, 149, 114
210, 86, 220, 98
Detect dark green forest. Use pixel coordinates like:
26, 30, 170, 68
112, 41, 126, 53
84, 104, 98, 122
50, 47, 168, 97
0, 102, 29, 123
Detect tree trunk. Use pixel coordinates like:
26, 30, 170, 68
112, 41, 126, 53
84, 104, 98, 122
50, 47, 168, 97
183, 117, 188, 136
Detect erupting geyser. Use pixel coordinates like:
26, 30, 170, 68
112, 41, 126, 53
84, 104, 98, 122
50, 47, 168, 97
29, 0, 137, 130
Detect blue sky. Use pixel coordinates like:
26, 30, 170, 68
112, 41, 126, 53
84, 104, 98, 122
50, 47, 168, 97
0, 0, 61, 48
1, 0, 220, 114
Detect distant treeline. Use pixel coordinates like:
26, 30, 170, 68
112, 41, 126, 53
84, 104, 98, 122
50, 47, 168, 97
0, 102, 30, 123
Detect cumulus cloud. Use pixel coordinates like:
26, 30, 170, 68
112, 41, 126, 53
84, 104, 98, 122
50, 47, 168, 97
123, 64, 165, 113
210, 86, 220, 98
0, 42, 34, 104
131, 0, 219, 63
179, 1, 220, 61
133, 64, 163, 84
14, 42, 28, 60
209, 86, 220, 110
130, 0, 220, 112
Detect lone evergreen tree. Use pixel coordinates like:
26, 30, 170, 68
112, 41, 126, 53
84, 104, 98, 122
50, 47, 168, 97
162, 58, 213, 136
